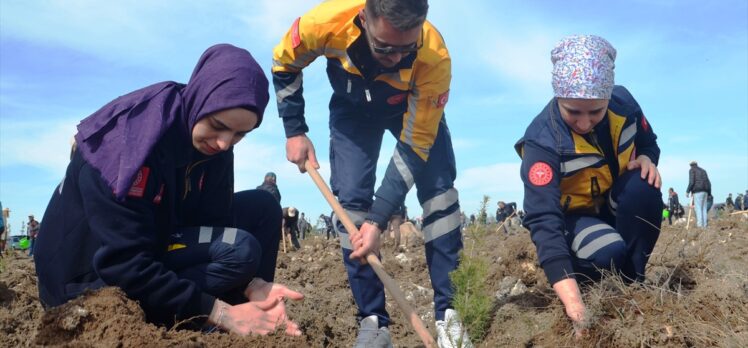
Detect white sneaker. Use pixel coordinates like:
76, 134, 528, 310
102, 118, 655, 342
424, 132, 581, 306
436, 309, 473, 348
354, 315, 393, 348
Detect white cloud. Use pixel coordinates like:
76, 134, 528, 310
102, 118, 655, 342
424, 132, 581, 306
237, 0, 320, 41
0, 118, 78, 177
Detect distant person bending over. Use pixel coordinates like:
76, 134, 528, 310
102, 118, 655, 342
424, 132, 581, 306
515, 35, 662, 335
686, 161, 711, 228
319, 213, 335, 240
34, 44, 303, 336
282, 207, 301, 250
495, 201, 515, 234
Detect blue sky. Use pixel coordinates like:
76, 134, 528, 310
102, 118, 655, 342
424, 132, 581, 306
1, 0, 746, 234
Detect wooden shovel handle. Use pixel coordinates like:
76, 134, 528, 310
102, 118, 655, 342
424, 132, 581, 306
305, 161, 435, 348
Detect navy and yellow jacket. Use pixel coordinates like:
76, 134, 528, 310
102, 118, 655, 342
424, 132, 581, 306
272, 0, 451, 226
514, 86, 660, 284
35, 126, 234, 326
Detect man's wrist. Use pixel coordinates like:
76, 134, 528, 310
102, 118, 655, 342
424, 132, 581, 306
363, 219, 382, 232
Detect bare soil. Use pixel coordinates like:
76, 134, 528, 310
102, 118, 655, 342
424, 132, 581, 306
1, 214, 747, 347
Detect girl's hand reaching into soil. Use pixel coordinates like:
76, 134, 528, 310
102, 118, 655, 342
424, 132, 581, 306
209, 298, 283, 336
243, 278, 304, 336
552, 278, 589, 338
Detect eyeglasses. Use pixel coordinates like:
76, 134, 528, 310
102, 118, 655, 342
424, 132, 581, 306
363, 16, 423, 55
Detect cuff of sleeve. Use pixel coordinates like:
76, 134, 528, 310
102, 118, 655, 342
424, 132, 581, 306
367, 203, 394, 229
542, 257, 576, 285
283, 117, 309, 138
178, 292, 216, 326
198, 293, 217, 317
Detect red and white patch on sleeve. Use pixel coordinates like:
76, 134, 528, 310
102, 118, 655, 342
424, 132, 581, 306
640, 114, 649, 132
435, 90, 449, 108
291, 17, 302, 48
528, 162, 553, 186
128, 166, 150, 198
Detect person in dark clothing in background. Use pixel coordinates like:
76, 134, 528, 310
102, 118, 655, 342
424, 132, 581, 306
256, 172, 281, 203
282, 207, 301, 250
495, 201, 516, 234
725, 193, 734, 210
686, 161, 711, 228
34, 45, 303, 337
667, 188, 680, 225
298, 212, 310, 239
319, 213, 336, 240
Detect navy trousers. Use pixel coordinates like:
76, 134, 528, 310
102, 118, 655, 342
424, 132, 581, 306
162, 189, 282, 304
564, 170, 662, 283
330, 113, 462, 325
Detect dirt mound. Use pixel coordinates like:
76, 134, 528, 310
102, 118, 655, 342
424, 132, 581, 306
1, 215, 747, 347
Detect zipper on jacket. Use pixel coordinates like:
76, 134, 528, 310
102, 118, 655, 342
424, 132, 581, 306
347, 79, 352, 93
183, 158, 211, 200
587, 130, 604, 154
590, 176, 601, 198
562, 195, 572, 212
364, 88, 372, 102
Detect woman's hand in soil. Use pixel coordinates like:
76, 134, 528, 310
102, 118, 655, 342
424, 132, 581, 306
552, 278, 589, 338
210, 299, 280, 336
244, 278, 304, 336
349, 222, 381, 263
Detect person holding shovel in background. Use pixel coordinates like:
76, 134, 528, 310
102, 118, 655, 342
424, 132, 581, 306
34, 44, 303, 336
272, 0, 470, 346
515, 35, 662, 336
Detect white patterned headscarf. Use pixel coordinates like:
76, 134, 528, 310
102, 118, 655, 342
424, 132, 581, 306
551, 35, 617, 99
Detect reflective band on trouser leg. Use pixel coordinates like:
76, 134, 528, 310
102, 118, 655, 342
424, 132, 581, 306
332, 209, 367, 250
565, 215, 625, 282
421, 189, 462, 321
334, 209, 389, 327
411, 119, 461, 321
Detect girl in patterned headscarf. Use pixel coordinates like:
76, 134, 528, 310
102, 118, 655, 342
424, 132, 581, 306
35, 44, 304, 337
514, 35, 663, 336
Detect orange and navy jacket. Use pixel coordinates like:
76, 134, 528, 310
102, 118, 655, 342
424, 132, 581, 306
514, 86, 660, 284
272, 0, 451, 226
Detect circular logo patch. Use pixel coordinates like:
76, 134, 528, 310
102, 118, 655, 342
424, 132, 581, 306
528, 162, 553, 186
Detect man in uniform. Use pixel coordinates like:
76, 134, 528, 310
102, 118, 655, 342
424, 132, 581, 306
272, 1, 470, 346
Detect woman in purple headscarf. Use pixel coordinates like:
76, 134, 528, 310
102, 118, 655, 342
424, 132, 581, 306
35, 44, 303, 336
514, 35, 662, 335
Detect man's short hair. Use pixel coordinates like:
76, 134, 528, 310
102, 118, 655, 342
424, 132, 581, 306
365, 0, 428, 31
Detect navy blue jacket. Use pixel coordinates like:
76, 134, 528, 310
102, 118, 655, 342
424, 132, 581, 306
35, 127, 234, 325
515, 86, 660, 285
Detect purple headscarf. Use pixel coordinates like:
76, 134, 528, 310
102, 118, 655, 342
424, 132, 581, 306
74, 44, 269, 201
